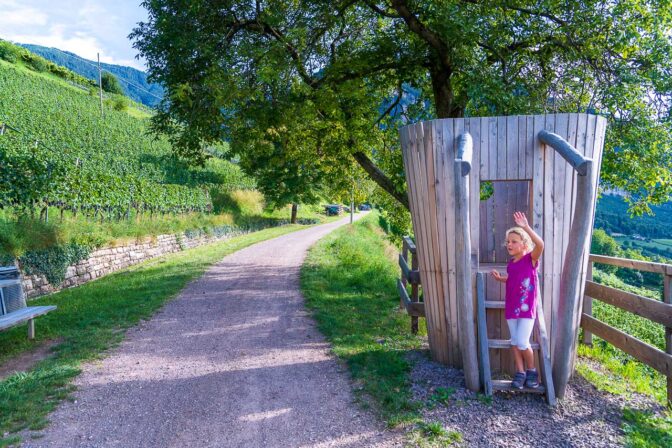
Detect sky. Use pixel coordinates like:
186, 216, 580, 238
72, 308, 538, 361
0, 0, 148, 70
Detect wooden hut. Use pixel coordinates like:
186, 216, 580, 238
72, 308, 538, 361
399, 114, 607, 399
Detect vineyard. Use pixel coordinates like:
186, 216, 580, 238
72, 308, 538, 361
0, 52, 254, 220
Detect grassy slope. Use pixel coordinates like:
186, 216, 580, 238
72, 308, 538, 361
0, 224, 306, 444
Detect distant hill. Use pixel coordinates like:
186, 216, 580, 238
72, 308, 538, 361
19, 43, 163, 108
595, 194, 672, 239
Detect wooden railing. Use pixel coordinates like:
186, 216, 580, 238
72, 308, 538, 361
581, 254, 672, 406
397, 236, 423, 334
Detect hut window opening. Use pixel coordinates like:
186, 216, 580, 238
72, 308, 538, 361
479, 180, 532, 264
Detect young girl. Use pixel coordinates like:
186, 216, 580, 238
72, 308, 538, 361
491, 211, 544, 389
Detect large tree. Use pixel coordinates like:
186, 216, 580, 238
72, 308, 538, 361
132, 0, 672, 212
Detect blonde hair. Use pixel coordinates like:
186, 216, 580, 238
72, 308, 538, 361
505, 227, 534, 252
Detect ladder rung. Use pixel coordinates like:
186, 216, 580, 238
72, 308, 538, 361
484, 301, 504, 309
488, 339, 540, 350
492, 380, 546, 394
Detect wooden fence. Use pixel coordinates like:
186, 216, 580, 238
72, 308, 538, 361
581, 254, 672, 406
396, 236, 423, 334
398, 244, 672, 404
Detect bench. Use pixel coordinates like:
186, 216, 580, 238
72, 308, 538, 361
0, 266, 56, 339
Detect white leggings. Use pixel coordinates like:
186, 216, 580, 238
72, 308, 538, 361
507, 318, 535, 350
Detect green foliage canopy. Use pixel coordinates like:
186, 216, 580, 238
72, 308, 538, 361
131, 0, 672, 212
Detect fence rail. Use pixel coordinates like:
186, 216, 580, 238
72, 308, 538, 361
398, 236, 423, 333
582, 254, 672, 406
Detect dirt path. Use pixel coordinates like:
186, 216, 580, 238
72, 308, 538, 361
23, 213, 402, 448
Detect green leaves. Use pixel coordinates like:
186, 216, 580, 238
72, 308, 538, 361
132, 0, 672, 212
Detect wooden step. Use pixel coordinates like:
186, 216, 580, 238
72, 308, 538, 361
484, 301, 504, 309
488, 339, 540, 350
492, 380, 546, 394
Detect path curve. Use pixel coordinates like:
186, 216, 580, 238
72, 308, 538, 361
24, 213, 402, 448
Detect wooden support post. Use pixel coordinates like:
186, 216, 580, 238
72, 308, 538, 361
553, 160, 594, 398
455, 149, 479, 392
400, 240, 408, 311
476, 273, 492, 396
411, 250, 419, 334
664, 271, 672, 408
27, 319, 35, 340
582, 261, 593, 346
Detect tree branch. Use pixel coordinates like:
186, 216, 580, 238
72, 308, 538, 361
389, 0, 451, 67
375, 81, 403, 125
352, 151, 409, 210
363, 1, 402, 18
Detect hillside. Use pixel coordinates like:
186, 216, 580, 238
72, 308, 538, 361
19, 43, 164, 108
0, 41, 253, 219
594, 194, 672, 239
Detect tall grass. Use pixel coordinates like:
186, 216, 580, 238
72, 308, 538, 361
301, 214, 424, 426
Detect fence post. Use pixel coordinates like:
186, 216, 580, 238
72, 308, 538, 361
411, 249, 419, 334
582, 260, 593, 346
664, 270, 671, 408
401, 240, 408, 311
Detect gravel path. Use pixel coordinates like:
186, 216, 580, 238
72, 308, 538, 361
22, 213, 403, 448
408, 350, 665, 447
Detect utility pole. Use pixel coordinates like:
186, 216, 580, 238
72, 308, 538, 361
350, 179, 354, 224
97, 53, 103, 117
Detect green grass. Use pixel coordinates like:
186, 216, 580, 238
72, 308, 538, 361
407, 421, 463, 447
300, 213, 428, 430
622, 408, 672, 448
0, 223, 307, 442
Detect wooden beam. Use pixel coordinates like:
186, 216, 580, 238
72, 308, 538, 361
476, 273, 492, 396
538, 130, 591, 176
589, 254, 672, 275
402, 236, 416, 255
553, 159, 595, 399
454, 158, 479, 392
584, 280, 672, 328
665, 274, 672, 407
581, 314, 672, 376
397, 279, 426, 317
398, 254, 421, 284
456, 132, 473, 176
535, 300, 556, 406
582, 262, 594, 345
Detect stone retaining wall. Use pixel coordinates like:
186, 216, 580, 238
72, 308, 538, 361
22, 230, 242, 299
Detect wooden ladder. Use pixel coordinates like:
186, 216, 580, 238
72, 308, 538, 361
475, 272, 556, 406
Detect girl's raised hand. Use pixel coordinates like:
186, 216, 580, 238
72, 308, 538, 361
491, 270, 504, 282
513, 211, 529, 228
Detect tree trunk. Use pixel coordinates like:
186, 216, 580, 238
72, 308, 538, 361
290, 203, 298, 224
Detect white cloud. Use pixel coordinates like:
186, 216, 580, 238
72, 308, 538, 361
0, 0, 147, 70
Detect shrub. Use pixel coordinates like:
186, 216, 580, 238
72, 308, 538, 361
101, 72, 123, 94
112, 96, 129, 111
0, 41, 19, 63
22, 54, 48, 72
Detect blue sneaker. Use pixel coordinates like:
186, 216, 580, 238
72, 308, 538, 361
511, 371, 526, 390
525, 369, 539, 388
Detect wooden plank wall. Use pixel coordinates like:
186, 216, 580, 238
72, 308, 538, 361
400, 114, 607, 372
